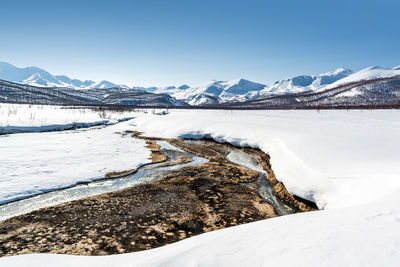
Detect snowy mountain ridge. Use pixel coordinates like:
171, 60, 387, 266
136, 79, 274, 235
0, 62, 126, 89
262, 67, 354, 95
1, 61, 400, 106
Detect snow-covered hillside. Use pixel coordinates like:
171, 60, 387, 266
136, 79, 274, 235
0, 62, 124, 89
322, 66, 400, 90
261, 67, 353, 95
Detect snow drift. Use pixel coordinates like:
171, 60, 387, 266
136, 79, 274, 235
133, 109, 400, 210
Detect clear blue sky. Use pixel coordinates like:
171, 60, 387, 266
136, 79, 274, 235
1, 0, 399, 87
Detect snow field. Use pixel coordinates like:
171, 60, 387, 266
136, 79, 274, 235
1, 107, 400, 266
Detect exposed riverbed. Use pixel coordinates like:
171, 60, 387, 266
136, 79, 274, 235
0, 132, 316, 257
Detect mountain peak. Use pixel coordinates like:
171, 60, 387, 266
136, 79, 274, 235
321, 67, 353, 76
178, 84, 190, 89
0, 61, 15, 68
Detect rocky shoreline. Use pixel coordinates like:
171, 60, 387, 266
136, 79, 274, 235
0, 133, 317, 257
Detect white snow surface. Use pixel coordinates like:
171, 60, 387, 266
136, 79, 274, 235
2, 188, 400, 267
132, 109, 400, 209
0, 105, 151, 204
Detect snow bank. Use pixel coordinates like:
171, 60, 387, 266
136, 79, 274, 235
0, 120, 111, 135
133, 109, 400, 209
2, 188, 400, 267
0, 103, 137, 128
0, 119, 150, 204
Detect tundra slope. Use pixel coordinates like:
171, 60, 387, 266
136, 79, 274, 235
0, 80, 186, 106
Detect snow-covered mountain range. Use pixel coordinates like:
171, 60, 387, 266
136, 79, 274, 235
138, 66, 400, 105
1, 61, 400, 107
0, 62, 126, 89
235, 71, 400, 109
